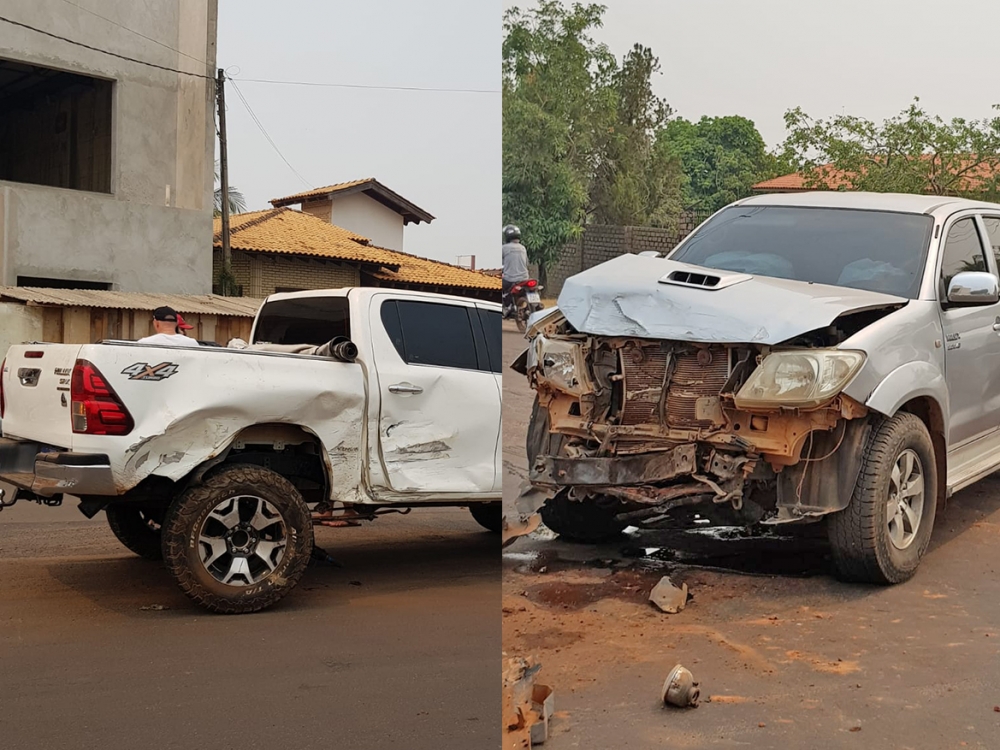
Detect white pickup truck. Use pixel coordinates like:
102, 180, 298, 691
0, 288, 502, 613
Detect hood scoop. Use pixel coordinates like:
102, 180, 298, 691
658, 264, 752, 291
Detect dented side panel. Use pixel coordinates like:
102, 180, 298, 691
64, 344, 370, 503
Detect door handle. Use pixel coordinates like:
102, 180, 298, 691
994, 317, 1000, 332
388, 383, 423, 395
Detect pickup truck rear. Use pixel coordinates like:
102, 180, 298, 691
0, 288, 502, 613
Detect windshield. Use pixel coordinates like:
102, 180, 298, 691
669, 205, 934, 298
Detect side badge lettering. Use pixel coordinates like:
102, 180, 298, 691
122, 362, 179, 381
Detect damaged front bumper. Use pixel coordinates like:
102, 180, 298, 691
0, 438, 116, 499
509, 310, 875, 541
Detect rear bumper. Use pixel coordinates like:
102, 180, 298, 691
0, 438, 116, 497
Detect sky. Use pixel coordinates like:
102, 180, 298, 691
217, 0, 500, 267
502, 0, 1000, 151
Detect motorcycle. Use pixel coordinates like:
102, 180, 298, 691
504, 278, 544, 333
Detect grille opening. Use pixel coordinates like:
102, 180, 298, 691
667, 270, 720, 288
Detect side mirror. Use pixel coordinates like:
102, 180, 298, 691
947, 271, 999, 305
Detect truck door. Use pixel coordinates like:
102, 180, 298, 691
939, 215, 1000, 448
368, 294, 500, 495
475, 303, 504, 493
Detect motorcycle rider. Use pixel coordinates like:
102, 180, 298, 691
502, 224, 529, 316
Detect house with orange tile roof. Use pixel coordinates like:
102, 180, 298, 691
269, 178, 434, 252
212, 208, 498, 301
753, 158, 1000, 196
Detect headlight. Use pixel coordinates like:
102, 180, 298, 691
733, 350, 865, 409
534, 337, 589, 395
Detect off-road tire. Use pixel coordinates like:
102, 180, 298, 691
469, 502, 502, 533
540, 492, 625, 544
161, 464, 314, 614
105, 504, 164, 560
828, 413, 937, 584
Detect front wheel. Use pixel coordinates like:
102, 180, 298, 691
827, 413, 937, 584
469, 502, 502, 533
540, 492, 625, 544
161, 465, 314, 614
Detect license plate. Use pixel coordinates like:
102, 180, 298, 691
526, 292, 541, 303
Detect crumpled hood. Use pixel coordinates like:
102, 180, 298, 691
557, 255, 907, 344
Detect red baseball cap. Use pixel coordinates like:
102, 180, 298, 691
175, 313, 194, 331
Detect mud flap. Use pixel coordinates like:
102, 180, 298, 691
502, 481, 552, 547
768, 418, 872, 523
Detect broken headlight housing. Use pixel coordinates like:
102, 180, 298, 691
733, 350, 865, 410
533, 337, 590, 395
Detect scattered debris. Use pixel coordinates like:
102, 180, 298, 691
139, 604, 168, 611
649, 576, 689, 614
850, 726, 862, 732
349, 580, 363, 586
311, 545, 343, 567
661, 664, 700, 708
504, 656, 556, 748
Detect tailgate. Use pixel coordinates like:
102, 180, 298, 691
2, 344, 84, 448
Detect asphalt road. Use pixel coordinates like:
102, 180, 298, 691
501, 322, 1000, 749
0, 502, 499, 750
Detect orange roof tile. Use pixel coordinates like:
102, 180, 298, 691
269, 178, 435, 224
214, 208, 392, 266
366, 247, 502, 291
214, 209, 499, 292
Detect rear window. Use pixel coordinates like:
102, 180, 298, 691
252, 297, 350, 345
670, 205, 935, 298
380, 300, 479, 370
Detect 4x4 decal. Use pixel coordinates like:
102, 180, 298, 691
122, 362, 179, 381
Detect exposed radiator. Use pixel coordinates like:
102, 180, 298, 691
620, 344, 730, 428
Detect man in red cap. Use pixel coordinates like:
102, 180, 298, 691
137, 306, 201, 347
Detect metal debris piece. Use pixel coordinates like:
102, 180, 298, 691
661, 664, 700, 708
504, 656, 555, 748
649, 576, 688, 614
502, 482, 551, 547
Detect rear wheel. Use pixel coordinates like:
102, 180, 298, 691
540, 492, 625, 544
515, 299, 528, 333
469, 502, 502, 533
105, 504, 164, 560
161, 465, 314, 614
828, 413, 937, 584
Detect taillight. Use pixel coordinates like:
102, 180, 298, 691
525, 279, 538, 288
71, 359, 134, 436
0, 357, 6, 419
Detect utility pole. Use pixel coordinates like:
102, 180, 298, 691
216, 68, 232, 295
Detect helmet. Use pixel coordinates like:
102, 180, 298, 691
503, 224, 521, 242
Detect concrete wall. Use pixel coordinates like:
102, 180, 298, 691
0, 0, 219, 293
545, 213, 712, 297
329, 193, 405, 251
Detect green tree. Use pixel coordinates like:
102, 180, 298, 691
589, 44, 683, 227
657, 115, 776, 212
780, 98, 1000, 198
503, 2, 685, 279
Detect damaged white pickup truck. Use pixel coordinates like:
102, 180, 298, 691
512, 192, 1000, 584
0, 288, 502, 613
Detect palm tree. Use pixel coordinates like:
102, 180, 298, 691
214, 160, 248, 217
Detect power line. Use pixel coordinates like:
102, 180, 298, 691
0, 15, 211, 78
227, 77, 312, 189
231, 76, 500, 95
58, 0, 209, 66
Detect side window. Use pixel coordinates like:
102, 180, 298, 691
940, 218, 987, 291
382, 300, 479, 370
982, 216, 1000, 271
477, 309, 502, 374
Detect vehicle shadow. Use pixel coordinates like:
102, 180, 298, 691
511, 472, 1000, 606
43, 528, 499, 617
